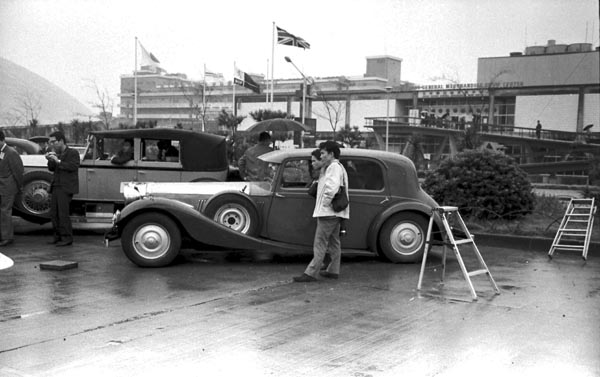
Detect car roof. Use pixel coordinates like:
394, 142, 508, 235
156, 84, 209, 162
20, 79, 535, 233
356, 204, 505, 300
260, 148, 412, 164
6, 137, 41, 154
90, 128, 228, 171
90, 128, 223, 142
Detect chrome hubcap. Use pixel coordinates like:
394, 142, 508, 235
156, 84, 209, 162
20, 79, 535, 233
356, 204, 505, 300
390, 222, 423, 255
133, 224, 170, 259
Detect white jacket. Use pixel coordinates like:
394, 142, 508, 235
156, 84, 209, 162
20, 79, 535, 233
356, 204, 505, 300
312, 160, 350, 219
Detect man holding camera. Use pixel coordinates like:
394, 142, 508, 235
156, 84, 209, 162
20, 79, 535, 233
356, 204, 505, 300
46, 131, 80, 246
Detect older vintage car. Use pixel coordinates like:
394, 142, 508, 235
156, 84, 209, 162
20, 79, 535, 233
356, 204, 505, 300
15, 129, 229, 223
105, 148, 442, 267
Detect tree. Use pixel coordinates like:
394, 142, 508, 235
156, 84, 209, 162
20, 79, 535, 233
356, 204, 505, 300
249, 109, 291, 121
217, 109, 245, 136
337, 125, 363, 148
179, 81, 212, 130
311, 76, 349, 137
86, 79, 114, 130
11, 90, 42, 127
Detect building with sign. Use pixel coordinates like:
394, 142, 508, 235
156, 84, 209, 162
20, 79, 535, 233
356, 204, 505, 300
119, 42, 599, 158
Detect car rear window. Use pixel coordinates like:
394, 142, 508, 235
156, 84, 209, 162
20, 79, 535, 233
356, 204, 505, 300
341, 158, 384, 191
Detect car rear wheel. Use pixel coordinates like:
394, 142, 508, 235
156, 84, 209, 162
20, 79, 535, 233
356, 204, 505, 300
204, 194, 259, 236
379, 212, 428, 263
14, 171, 53, 224
121, 213, 181, 267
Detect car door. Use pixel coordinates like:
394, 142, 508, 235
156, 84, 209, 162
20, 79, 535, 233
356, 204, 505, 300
265, 158, 317, 246
85, 136, 138, 202
338, 157, 389, 250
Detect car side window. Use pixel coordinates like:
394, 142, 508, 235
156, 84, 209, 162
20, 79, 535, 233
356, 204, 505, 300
341, 158, 384, 191
142, 139, 180, 162
99, 138, 125, 161
280, 159, 311, 188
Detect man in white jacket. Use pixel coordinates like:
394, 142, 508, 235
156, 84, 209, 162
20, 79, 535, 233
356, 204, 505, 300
294, 141, 349, 282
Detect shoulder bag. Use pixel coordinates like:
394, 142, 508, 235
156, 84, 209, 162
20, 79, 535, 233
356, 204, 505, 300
331, 162, 349, 212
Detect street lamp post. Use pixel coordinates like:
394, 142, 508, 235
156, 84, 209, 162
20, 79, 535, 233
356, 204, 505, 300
385, 86, 393, 152
285, 56, 307, 125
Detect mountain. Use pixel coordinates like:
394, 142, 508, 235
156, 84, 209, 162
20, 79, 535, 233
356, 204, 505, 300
0, 57, 93, 126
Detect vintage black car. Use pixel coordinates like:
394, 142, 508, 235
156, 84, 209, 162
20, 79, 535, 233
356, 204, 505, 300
106, 148, 442, 267
16, 129, 229, 223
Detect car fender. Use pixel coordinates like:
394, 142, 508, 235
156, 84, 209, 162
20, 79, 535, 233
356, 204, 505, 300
201, 190, 259, 214
115, 197, 305, 253
366, 200, 441, 252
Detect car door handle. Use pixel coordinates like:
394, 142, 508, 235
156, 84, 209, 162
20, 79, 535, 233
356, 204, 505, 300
380, 198, 390, 205
275, 193, 285, 198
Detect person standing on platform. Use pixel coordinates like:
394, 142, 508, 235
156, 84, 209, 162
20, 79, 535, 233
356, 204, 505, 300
0, 129, 24, 247
46, 131, 80, 247
536, 120, 542, 139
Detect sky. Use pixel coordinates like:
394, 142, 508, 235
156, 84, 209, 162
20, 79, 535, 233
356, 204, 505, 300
1, 0, 598, 113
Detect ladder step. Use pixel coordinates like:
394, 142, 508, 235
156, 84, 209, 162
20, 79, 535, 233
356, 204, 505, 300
558, 229, 587, 232
566, 214, 591, 217
468, 269, 489, 277
453, 239, 473, 245
559, 233, 587, 237
566, 220, 591, 223
553, 245, 585, 250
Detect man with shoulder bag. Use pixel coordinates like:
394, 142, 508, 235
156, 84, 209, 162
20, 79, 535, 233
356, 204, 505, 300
294, 141, 349, 282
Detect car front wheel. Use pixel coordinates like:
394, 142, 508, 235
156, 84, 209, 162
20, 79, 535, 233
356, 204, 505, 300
14, 171, 53, 223
379, 212, 428, 263
121, 213, 181, 267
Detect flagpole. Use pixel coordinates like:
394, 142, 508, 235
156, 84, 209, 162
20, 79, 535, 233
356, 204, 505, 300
266, 59, 269, 104
232, 62, 236, 117
271, 21, 275, 106
134, 37, 138, 127
202, 64, 206, 132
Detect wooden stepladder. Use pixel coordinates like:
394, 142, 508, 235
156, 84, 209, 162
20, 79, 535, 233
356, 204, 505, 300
417, 206, 500, 301
548, 198, 596, 260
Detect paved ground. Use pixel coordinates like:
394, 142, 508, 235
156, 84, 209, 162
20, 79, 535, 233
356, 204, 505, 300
0, 224, 598, 377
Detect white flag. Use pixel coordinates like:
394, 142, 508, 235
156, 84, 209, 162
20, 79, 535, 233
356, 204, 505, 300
139, 42, 160, 68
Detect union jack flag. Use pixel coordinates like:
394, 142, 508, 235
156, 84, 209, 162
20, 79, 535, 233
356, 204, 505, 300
276, 26, 310, 49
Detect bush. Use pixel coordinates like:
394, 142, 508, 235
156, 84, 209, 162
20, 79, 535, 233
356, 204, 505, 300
423, 149, 535, 219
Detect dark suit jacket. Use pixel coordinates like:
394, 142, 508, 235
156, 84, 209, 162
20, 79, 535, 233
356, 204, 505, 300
0, 144, 24, 196
48, 146, 80, 195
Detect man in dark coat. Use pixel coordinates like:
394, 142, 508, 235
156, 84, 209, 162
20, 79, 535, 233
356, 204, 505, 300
0, 129, 24, 246
46, 131, 80, 246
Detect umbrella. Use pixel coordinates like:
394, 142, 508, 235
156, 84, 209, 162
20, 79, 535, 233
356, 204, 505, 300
245, 118, 310, 133
583, 124, 594, 132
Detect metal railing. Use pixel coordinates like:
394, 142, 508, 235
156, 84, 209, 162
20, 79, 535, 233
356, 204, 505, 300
365, 116, 599, 145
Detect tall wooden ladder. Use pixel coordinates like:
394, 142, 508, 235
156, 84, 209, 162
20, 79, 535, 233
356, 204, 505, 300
548, 198, 596, 260
417, 206, 500, 301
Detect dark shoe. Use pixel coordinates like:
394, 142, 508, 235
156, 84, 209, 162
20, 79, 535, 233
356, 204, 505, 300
0, 239, 14, 247
293, 273, 317, 282
55, 240, 73, 247
47, 239, 61, 245
319, 271, 339, 279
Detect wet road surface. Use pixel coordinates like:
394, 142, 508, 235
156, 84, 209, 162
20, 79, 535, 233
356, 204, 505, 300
0, 224, 599, 377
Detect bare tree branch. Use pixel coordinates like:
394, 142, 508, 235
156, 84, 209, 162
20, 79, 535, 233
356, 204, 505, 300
85, 79, 113, 129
